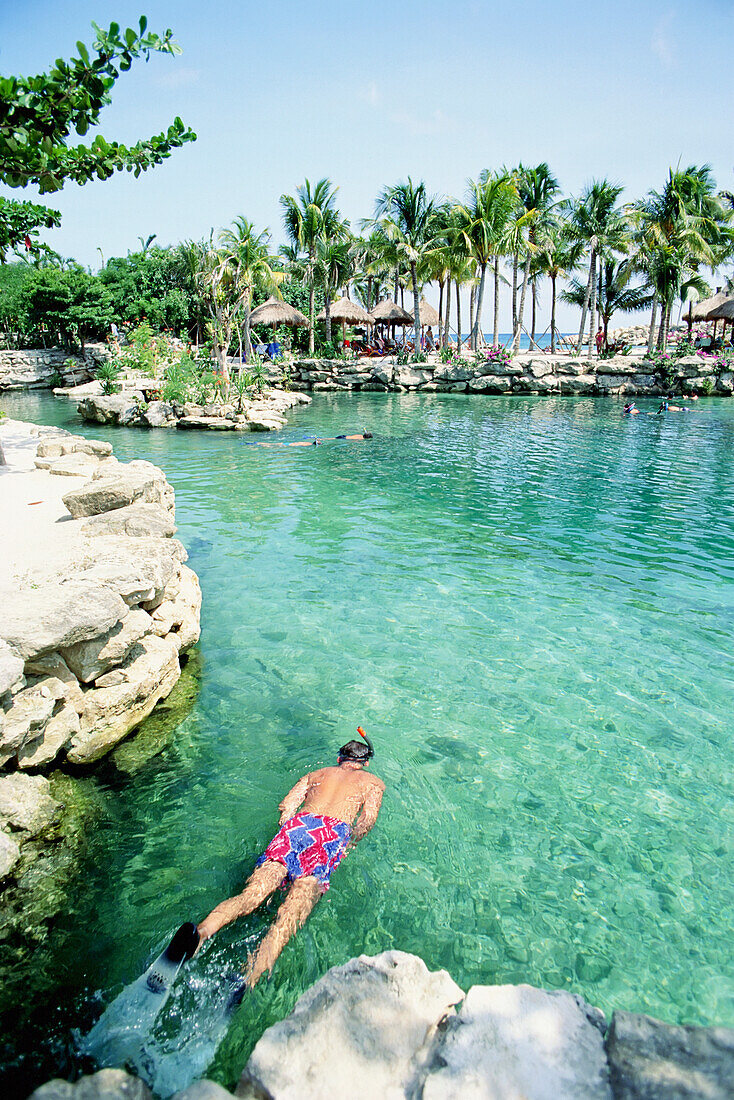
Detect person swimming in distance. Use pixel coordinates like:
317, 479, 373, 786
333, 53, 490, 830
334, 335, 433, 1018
187, 729, 384, 989
622, 402, 640, 415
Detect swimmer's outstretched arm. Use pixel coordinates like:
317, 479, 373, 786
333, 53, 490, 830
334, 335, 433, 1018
349, 786, 384, 845
278, 773, 309, 825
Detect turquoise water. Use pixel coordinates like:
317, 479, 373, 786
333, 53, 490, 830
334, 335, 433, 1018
1, 391, 733, 1095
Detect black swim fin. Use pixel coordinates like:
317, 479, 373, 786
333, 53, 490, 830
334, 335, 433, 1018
145, 922, 200, 994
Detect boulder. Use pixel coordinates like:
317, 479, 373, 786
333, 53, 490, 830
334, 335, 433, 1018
29, 1069, 152, 1100
82, 502, 177, 539
393, 366, 433, 388
433, 362, 472, 382
155, 565, 201, 652
142, 401, 176, 428
44, 452, 101, 477
0, 773, 60, 834
36, 436, 112, 459
0, 639, 24, 696
63, 467, 172, 518
237, 951, 463, 1100
246, 416, 286, 432
68, 634, 181, 764
0, 681, 58, 764
172, 1083, 234, 1100
18, 704, 80, 768
176, 417, 235, 431
606, 1009, 734, 1100
24, 653, 84, 712
78, 537, 184, 606
0, 582, 128, 660
0, 829, 20, 879
559, 374, 597, 394
77, 395, 142, 426
62, 609, 154, 683
423, 984, 611, 1100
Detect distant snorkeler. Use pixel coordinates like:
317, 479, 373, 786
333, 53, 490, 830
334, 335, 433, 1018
656, 399, 690, 414
157, 728, 384, 991
244, 431, 373, 448
622, 402, 640, 415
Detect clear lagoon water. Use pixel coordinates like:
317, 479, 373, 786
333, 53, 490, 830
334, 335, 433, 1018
1, 390, 732, 1096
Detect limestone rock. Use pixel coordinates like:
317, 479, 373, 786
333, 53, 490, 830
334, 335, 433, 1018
45, 452, 101, 477
246, 416, 286, 432
156, 565, 201, 652
393, 365, 433, 388
172, 1082, 234, 1100
24, 653, 84, 713
29, 1069, 153, 1100
237, 951, 463, 1100
68, 634, 181, 764
62, 609, 154, 683
177, 416, 235, 430
606, 1009, 734, 1100
0, 681, 57, 763
0, 773, 61, 834
142, 401, 176, 428
0, 639, 25, 696
82, 503, 177, 538
0, 829, 20, 879
423, 984, 611, 1100
559, 374, 597, 394
18, 704, 80, 768
0, 582, 128, 660
77, 395, 142, 426
63, 467, 172, 518
79, 537, 184, 606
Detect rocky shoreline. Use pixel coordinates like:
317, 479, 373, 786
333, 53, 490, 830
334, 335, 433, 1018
0, 419, 201, 888
29, 951, 734, 1100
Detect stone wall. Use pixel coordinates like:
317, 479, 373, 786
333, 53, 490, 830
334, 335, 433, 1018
0, 423, 201, 886
0, 344, 109, 390
270, 352, 733, 398
30, 952, 734, 1100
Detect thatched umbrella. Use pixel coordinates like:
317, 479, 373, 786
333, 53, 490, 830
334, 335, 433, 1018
316, 295, 374, 345
371, 299, 414, 325
683, 289, 730, 334
707, 295, 734, 342
249, 296, 308, 349
418, 299, 440, 327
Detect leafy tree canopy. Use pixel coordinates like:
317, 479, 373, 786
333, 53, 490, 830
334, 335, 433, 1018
0, 196, 61, 262
0, 17, 196, 194
100, 244, 198, 334
20, 266, 114, 349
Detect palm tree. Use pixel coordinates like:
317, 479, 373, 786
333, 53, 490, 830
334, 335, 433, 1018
566, 180, 628, 355
561, 258, 652, 347
534, 225, 583, 352
456, 172, 517, 350
218, 217, 280, 363
280, 178, 343, 355
511, 163, 561, 351
374, 178, 440, 356
316, 238, 353, 345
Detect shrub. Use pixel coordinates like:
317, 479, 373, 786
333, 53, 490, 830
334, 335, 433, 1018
700, 377, 715, 395
95, 359, 122, 395
478, 344, 513, 370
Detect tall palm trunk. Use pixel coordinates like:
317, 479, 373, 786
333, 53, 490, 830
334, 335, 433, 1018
437, 279, 444, 338
531, 282, 537, 342
325, 290, 332, 345
394, 268, 399, 302
411, 262, 420, 355
456, 280, 461, 351
512, 252, 518, 332
587, 251, 598, 355
493, 257, 500, 346
647, 295, 658, 355
576, 250, 595, 355
443, 276, 451, 347
469, 283, 475, 345
472, 262, 488, 350
550, 273, 557, 353
243, 301, 253, 364
308, 245, 316, 355
513, 251, 531, 351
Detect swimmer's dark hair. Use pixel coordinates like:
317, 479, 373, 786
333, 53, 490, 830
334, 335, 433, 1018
338, 740, 372, 763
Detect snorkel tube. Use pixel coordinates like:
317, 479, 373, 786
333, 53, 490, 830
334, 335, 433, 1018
357, 725, 375, 759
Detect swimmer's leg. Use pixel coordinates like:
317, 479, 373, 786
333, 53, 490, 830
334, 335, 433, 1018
244, 875, 321, 988
197, 860, 288, 943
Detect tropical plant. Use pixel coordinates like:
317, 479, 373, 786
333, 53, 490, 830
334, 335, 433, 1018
565, 180, 629, 354
19, 265, 114, 349
281, 178, 344, 355
456, 173, 517, 349
561, 258, 652, 347
94, 359, 122, 394
511, 163, 561, 350
533, 225, 583, 351
374, 178, 440, 358
316, 238, 353, 344
218, 217, 282, 363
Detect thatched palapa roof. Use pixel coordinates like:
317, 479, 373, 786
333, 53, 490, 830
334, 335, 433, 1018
684, 290, 730, 323
418, 299, 440, 327
316, 296, 374, 324
250, 296, 308, 326
708, 296, 734, 321
371, 299, 414, 324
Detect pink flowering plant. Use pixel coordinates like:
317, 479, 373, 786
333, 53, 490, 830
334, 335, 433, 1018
477, 344, 513, 369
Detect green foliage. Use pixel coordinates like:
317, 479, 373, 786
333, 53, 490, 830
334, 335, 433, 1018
0, 197, 62, 262
94, 359, 122, 394
0, 263, 33, 343
19, 265, 114, 348
161, 357, 193, 404
99, 245, 198, 335
248, 358, 268, 394
700, 376, 715, 395
0, 17, 195, 194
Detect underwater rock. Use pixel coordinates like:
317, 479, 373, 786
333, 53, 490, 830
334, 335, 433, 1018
29, 1068, 152, 1100
606, 1010, 734, 1100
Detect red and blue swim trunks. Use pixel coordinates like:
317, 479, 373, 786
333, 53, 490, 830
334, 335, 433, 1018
256, 812, 351, 890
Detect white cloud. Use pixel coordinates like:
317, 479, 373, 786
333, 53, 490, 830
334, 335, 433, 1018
651, 14, 675, 66
154, 67, 201, 89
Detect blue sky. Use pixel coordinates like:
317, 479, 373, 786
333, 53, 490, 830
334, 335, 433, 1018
2, 0, 733, 330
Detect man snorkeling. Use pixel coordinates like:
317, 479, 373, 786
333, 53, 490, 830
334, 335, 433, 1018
622, 402, 640, 415
159, 729, 384, 990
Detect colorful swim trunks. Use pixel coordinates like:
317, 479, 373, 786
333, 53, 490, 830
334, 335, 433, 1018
256, 812, 351, 890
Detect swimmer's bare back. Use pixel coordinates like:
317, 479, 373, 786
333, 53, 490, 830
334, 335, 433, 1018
279, 763, 384, 841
